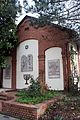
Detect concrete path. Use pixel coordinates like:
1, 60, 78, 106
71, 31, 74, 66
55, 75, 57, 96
0, 114, 20, 120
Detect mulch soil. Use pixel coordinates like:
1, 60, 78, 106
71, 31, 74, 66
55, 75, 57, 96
1, 90, 80, 120
39, 92, 80, 120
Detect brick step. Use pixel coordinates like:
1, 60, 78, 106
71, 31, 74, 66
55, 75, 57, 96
0, 95, 7, 100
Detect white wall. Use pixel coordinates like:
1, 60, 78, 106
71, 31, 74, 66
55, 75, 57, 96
16, 39, 39, 89
45, 47, 64, 90
3, 57, 12, 88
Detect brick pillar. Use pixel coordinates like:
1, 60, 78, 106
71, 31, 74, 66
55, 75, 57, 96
62, 43, 71, 91
62, 54, 68, 91
78, 49, 80, 74
38, 55, 45, 84
66, 43, 72, 91
0, 68, 3, 88
12, 49, 16, 90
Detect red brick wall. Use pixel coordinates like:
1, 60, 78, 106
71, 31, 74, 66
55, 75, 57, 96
16, 17, 71, 90
2, 97, 59, 120
12, 49, 16, 90
2, 101, 37, 120
78, 49, 80, 73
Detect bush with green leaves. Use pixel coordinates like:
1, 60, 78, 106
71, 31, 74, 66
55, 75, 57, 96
68, 74, 79, 95
26, 77, 42, 97
54, 115, 64, 120
16, 77, 60, 104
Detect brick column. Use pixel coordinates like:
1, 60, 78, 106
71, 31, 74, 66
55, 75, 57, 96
0, 68, 3, 88
78, 49, 80, 74
62, 54, 68, 91
12, 49, 16, 90
62, 43, 71, 91
38, 55, 45, 84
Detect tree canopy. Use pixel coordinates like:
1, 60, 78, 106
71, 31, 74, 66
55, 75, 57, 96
23, 0, 80, 33
0, 0, 21, 67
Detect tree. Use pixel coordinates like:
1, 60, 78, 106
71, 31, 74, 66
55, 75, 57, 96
23, 0, 80, 33
0, 0, 21, 67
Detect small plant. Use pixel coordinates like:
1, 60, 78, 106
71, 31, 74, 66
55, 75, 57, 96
68, 74, 79, 95
26, 77, 42, 97
54, 115, 64, 120
69, 45, 80, 95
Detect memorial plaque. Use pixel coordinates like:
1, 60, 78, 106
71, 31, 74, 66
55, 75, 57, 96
21, 55, 27, 72
21, 54, 33, 72
48, 59, 60, 78
27, 54, 33, 71
4, 65, 11, 79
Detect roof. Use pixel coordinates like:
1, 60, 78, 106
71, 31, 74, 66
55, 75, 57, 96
17, 15, 79, 43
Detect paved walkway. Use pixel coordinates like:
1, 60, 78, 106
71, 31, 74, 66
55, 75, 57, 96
0, 114, 20, 120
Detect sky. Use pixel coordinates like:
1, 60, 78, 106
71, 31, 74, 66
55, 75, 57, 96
16, 0, 34, 24
16, 0, 71, 25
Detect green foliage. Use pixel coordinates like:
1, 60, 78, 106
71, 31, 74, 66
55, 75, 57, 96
26, 77, 42, 97
16, 77, 42, 97
16, 78, 59, 104
68, 74, 79, 95
70, 46, 75, 67
0, 0, 21, 67
23, 0, 80, 33
54, 115, 64, 120
16, 90, 59, 104
61, 93, 80, 109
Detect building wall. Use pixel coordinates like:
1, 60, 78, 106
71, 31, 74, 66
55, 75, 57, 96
16, 17, 72, 90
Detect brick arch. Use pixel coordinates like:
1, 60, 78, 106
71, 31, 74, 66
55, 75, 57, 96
18, 38, 39, 45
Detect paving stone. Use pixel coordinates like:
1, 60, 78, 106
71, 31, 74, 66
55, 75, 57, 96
0, 114, 20, 120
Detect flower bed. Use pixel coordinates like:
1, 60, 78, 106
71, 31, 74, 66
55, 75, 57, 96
1, 79, 60, 119
16, 90, 59, 104
2, 97, 59, 120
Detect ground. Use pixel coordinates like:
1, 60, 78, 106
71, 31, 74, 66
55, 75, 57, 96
0, 114, 19, 120
0, 90, 80, 120
39, 92, 80, 120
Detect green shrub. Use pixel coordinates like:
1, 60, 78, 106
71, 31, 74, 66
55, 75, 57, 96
68, 74, 79, 95
26, 77, 42, 97
16, 77, 42, 97
16, 90, 59, 104
54, 115, 64, 120
16, 77, 60, 104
